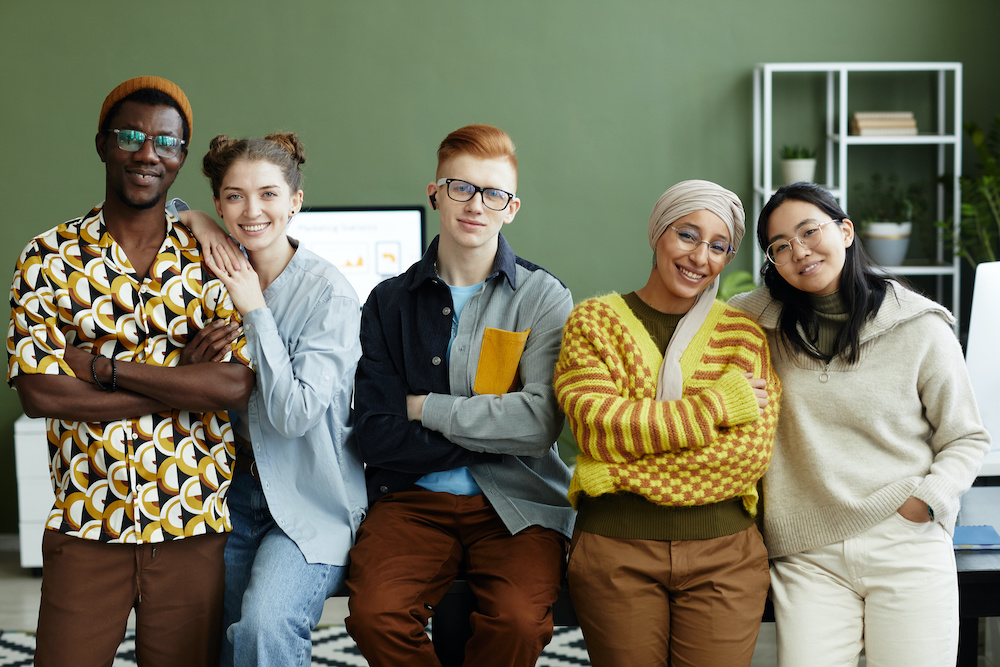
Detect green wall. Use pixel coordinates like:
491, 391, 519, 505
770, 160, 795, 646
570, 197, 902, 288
1, 0, 998, 533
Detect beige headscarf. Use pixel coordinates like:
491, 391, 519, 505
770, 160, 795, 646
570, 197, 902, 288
648, 179, 745, 400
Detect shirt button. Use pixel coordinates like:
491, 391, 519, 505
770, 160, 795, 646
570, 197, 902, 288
431, 356, 442, 366
442, 307, 452, 316
379, 485, 389, 494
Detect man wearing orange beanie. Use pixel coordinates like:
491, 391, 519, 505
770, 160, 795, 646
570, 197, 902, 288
7, 76, 254, 666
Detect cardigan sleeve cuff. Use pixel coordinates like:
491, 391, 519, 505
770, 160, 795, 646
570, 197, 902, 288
712, 369, 760, 428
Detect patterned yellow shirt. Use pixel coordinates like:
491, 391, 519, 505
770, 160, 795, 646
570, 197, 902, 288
7, 204, 252, 544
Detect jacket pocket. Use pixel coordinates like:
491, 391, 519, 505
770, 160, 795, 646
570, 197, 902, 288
473, 327, 530, 395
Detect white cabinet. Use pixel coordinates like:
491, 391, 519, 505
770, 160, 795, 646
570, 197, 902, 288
14, 414, 50, 569
752, 62, 963, 328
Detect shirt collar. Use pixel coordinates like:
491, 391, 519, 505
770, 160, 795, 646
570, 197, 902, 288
80, 201, 183, 250
411, 233, 518, 291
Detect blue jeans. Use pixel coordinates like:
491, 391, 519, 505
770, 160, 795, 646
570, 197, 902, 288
221, 468, 347, 667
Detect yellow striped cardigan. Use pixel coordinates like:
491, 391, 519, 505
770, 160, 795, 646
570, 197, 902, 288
554, 294, 780, 515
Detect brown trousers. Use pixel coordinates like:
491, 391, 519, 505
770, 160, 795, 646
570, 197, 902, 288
567, 525, 770, 667
34, 530, 227, 667
345, 489, 567, 667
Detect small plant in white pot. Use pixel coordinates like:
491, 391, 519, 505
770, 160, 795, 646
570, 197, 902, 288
779, 145, 817, 185
854, 173, 925, 267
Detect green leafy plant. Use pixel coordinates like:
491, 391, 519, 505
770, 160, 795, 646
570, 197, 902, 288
719, 269, 757, 301
949, 116, 1000, 268
853, 173, 926, 223
779, 145, 817, 160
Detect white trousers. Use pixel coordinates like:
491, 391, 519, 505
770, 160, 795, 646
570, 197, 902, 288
770, 512, 958, 667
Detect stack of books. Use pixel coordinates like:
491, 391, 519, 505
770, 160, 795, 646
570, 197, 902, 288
849, 111, 918, 136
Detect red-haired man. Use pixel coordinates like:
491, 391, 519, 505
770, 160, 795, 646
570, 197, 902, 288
346, 124, 574, 665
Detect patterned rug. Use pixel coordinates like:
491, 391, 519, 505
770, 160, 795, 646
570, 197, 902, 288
0, 626, 591, 666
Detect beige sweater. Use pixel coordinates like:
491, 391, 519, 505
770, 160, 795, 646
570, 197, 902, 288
731, 283, 990, 558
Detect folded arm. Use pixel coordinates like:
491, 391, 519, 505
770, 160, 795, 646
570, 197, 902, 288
554, 302, 767, 464
64, 343, 253, 413
418, 280, 574, 458
353, 292, 481, 474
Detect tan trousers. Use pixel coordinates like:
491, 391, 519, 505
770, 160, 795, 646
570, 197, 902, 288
567, 525, 770, 667
34, 530, 227, 667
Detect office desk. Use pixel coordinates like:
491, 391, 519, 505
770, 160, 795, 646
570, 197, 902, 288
956, 486, 1000, 666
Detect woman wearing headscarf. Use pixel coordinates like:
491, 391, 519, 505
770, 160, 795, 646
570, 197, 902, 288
554, 180, 780, 666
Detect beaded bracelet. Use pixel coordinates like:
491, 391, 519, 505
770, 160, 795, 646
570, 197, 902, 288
91, 355, 117, 392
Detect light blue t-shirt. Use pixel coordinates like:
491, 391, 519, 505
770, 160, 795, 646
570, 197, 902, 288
416, 281, 484, 496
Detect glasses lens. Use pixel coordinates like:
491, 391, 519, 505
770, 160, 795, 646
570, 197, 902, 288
447, 180, 476, 202
766, 241, 790, 264
798, 223, 823, 249
116, 129, 146, 152
672, 227, 700, 250
152, 135, 182, 158
481, 188, 510, 211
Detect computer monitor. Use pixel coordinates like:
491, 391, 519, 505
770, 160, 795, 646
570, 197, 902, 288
289, 206, 427, 305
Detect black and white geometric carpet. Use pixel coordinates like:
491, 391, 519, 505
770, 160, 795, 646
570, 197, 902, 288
0, 626, 591, 666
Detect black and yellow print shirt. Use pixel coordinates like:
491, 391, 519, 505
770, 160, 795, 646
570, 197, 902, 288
6, 203, 253, 544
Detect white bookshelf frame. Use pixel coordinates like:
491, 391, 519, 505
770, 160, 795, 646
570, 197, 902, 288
752, 62, 963, 330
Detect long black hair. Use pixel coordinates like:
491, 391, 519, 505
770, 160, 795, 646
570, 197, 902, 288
757, 182, 889, 364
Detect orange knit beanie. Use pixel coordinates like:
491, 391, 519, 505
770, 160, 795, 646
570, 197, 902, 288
98, 76, 193, 139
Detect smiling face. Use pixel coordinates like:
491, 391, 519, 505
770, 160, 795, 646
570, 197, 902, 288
427, 153, 519, 257
97, 101, 186, 210
644, 209, 731, 314
213, 159, 303, 255
766, 198, 854, 295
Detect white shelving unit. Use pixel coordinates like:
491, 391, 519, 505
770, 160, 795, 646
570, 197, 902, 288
752, 62, 963, 327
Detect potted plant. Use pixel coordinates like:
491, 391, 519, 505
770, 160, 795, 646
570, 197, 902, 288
719, 269, 757, 301
948, 116, 1000, 269
853, 173, 927, 267
779, 145, 817, 185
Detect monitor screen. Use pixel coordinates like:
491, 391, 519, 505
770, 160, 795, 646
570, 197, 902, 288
289, 206, 427, 305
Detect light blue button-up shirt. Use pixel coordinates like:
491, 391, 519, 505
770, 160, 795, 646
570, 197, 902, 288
237, 244, 368, 565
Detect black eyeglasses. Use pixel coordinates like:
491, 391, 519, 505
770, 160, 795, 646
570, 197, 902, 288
108, 129, 186, 158
436, 178, 515, 211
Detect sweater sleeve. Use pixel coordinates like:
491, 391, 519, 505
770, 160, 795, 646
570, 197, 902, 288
555, 298, 780, 508
554, 300, 761, 463
911, 315, 991, 531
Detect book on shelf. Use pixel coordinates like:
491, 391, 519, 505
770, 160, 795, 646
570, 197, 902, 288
954, 524, 1000, 550
852, 118, 918, 129
850, 126, 919, 136
852, 111, 915, 120
850, 111, 918, 136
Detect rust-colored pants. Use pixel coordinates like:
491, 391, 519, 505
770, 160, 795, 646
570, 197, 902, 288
34, 530, 227, 667
567, 525, 770, 667
345, 489, 567, 667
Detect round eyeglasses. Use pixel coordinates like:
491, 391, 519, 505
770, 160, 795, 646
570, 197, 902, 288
109, 129, 186, 159
765, 219, 841, 265
666, 225, 734, 262
436, 178, 515, 211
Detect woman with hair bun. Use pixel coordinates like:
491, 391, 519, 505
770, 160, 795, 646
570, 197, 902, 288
185, 133, 367, 666
731, 182, 989, 666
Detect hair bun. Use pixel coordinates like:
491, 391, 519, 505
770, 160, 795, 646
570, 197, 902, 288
265, 132, 306, 166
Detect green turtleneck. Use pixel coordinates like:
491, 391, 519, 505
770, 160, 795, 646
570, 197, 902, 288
810, 290, 849, 359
